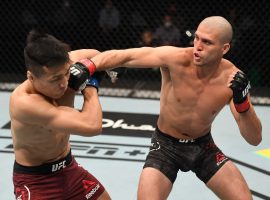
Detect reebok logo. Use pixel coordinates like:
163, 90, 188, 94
85, 184, 100, 199
83, 180, 100, 199
216, 152, 228, 166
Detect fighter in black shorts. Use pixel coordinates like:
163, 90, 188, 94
89, 16, 262, 200
144, 127, 229, 184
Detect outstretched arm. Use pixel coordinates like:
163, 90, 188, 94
91, 46, 181, 70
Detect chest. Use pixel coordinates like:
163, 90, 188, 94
161, 67, 232, 110
14, 122, 68, 146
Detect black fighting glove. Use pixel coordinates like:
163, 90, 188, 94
229, 71, 251, 113
84, 71, 106, 92
68, 59, 96, 91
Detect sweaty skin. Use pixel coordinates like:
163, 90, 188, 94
95, 47, 234, 139
91, 16, 262, 200
157, 47, 234, 139
9, 49, 100, 166
91, 16, 261, 144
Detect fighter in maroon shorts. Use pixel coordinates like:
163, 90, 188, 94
10, 30, 111, 200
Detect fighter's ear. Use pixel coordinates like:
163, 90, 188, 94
27, 70, 34, 82
222, 43, 230, 55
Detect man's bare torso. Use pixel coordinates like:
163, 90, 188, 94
10, 81, 70, 166
157, 48, 237, 139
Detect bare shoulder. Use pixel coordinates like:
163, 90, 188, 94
157, 46, 192, 66
10, 84, 53, 123
221, 58, 240, 73
157, 46, 190, 57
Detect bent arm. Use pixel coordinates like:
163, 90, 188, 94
56, 87, 76, 107
56, 49, 101, 106
15, 89, 102, 136
91, 46, 180, 70
230, 98, 262, 145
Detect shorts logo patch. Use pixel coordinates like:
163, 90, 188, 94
178, 138, 195, 143
82, 180, 100, 199
150, 141, 160, 152
15, 187, 29, 200
216, 152, 228, 166
16, 195, 23, 200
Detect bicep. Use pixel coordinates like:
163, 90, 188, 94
92, 46, 181, 70
44, 106, 88, 133
124, 47, 168, 68
14, 97, 87, 134
29, 104, 96, 134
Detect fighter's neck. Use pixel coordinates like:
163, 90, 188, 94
195, 62, 221, 80
24, 80, 55, 102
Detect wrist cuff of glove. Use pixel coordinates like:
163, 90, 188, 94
79, 59, 96, 76
234, 98, 250, 113
85, 77, 99, 91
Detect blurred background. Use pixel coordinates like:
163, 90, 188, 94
0, 0, 269, 103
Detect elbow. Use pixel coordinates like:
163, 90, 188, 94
93, 125, 102, 136
77, 121, 102, 137
249, 132, 262, 146
250, 140, 261, 146
253, 135, 262, 146
86, 122, 102, 137
91, 50, 101, 57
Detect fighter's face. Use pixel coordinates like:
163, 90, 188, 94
31, 62, 71, 99
193, 25, 226, 67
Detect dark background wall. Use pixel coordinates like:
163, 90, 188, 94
0, 0, 269, 97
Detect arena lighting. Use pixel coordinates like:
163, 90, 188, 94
185, 30, 192, 37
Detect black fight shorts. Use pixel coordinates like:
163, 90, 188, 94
144, 127, 229, 184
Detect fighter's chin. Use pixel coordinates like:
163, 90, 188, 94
193, 60, 203, 67
51, 90, 66, 99
54, 94, 65, 99
55, 92, 66, 99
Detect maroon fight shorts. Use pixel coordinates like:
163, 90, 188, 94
13, 150, 105, 200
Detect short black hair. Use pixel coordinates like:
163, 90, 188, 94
24, 30, 71, 77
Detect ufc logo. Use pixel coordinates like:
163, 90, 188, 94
52, 160, 66, 172
70, 66, 81, 76
179, 139, 195, 143
242, 82, 251, 97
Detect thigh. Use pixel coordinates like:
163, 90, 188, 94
13, 172, 65, 200
14, 184, 31, 200
206, 161, 252, 200
137, 167, 173, 200
97, 190, 111, 200
144, 131, 179, 183
64, 160, 109, 200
